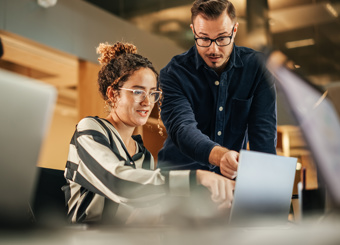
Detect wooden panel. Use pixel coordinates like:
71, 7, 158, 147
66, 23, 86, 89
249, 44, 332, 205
300, 154, 319, 190
38, 104, 78, 170
0, 31, 78, 87
78, 60, 106, 120
58, 87, 77, 108
0, 31, 79, 170
143, 117, 167, 165
277, 125, 318, 190
277, 125, 307, 157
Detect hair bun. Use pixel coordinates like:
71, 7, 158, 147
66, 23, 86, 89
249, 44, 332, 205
96, 41, 137, 65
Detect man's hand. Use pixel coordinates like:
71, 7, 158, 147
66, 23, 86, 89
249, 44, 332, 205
220, 150, 239, 179
196, 170, 235, 210
209, 146, 239, 179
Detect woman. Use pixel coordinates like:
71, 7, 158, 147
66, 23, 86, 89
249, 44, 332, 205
63, 41, 234, 224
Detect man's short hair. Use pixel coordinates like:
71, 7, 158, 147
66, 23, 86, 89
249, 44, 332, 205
191, 0, 237, 23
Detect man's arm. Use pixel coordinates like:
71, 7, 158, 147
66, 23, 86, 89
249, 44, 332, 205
160, 68, 218, 164
247, 65, 277, 154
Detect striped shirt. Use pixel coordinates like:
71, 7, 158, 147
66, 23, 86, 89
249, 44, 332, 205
63, 116, 195, 223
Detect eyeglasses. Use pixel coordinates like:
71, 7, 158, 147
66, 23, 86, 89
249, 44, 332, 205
119, 88, 162, 103
193, 25, 235, 47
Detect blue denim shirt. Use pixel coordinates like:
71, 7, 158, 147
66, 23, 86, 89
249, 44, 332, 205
157, 45, 277, 173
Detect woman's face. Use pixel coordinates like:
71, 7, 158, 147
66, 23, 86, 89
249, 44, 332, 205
113, 68, 158, 127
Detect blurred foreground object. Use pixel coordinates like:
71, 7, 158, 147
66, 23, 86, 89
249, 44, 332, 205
267, 50, 340, 216
0, 69, 56, 228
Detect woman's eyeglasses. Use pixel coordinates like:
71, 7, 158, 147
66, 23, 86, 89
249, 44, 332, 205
119, 88, 162, 103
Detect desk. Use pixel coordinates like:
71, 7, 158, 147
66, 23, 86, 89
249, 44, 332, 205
1, 218, 340, 245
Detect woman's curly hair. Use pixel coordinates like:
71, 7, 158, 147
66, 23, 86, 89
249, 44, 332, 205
96, 41, 164, 136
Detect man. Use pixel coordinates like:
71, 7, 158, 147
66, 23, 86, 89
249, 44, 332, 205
157, 0, 277, 179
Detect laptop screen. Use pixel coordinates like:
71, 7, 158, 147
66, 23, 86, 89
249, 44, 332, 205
229, 150, 297, 226
267, 51, 340, 207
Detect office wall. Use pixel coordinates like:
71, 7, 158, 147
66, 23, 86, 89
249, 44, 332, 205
0, 0, 187, 170
0, 0, 296, 126
0, 0, 184, 71
0, 0, 297, 171
0, 1, 4, 29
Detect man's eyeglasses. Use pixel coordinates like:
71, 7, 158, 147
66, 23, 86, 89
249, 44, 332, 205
119, 88, 162, 103
193, 25, 235, 47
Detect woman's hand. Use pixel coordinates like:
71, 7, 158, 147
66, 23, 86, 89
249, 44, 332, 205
196, 170, 235, 210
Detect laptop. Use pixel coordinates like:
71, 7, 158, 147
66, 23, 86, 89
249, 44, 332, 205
266, 51, 340, 209
229, 150, 297, 226
0, 68, 57, 227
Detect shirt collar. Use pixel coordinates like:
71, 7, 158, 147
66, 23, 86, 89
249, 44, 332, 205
194, 44, 244, 71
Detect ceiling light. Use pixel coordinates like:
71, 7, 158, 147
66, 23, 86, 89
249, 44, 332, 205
37, 0, 57, 8
326, 3, 338, 18
285, 39, 315, 49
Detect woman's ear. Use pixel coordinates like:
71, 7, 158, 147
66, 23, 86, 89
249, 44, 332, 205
106, 86, 120, 111
106, 86, 117, 102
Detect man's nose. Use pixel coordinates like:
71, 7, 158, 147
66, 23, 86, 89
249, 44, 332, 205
208, 41, 219, 52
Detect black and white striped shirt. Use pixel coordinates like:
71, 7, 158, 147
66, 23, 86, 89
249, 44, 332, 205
63, 116, 195, 223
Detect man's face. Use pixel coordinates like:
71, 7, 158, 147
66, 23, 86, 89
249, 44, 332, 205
191, 11, 238, 74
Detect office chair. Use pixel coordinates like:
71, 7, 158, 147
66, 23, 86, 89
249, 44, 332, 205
31, 167, 67, 226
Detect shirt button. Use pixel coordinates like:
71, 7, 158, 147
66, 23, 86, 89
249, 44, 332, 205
217, 131, 222, 136
215, 81, 220, 86
219, 106, 223, 111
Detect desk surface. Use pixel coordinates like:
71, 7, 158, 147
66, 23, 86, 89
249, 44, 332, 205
1, 215, 340, 245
